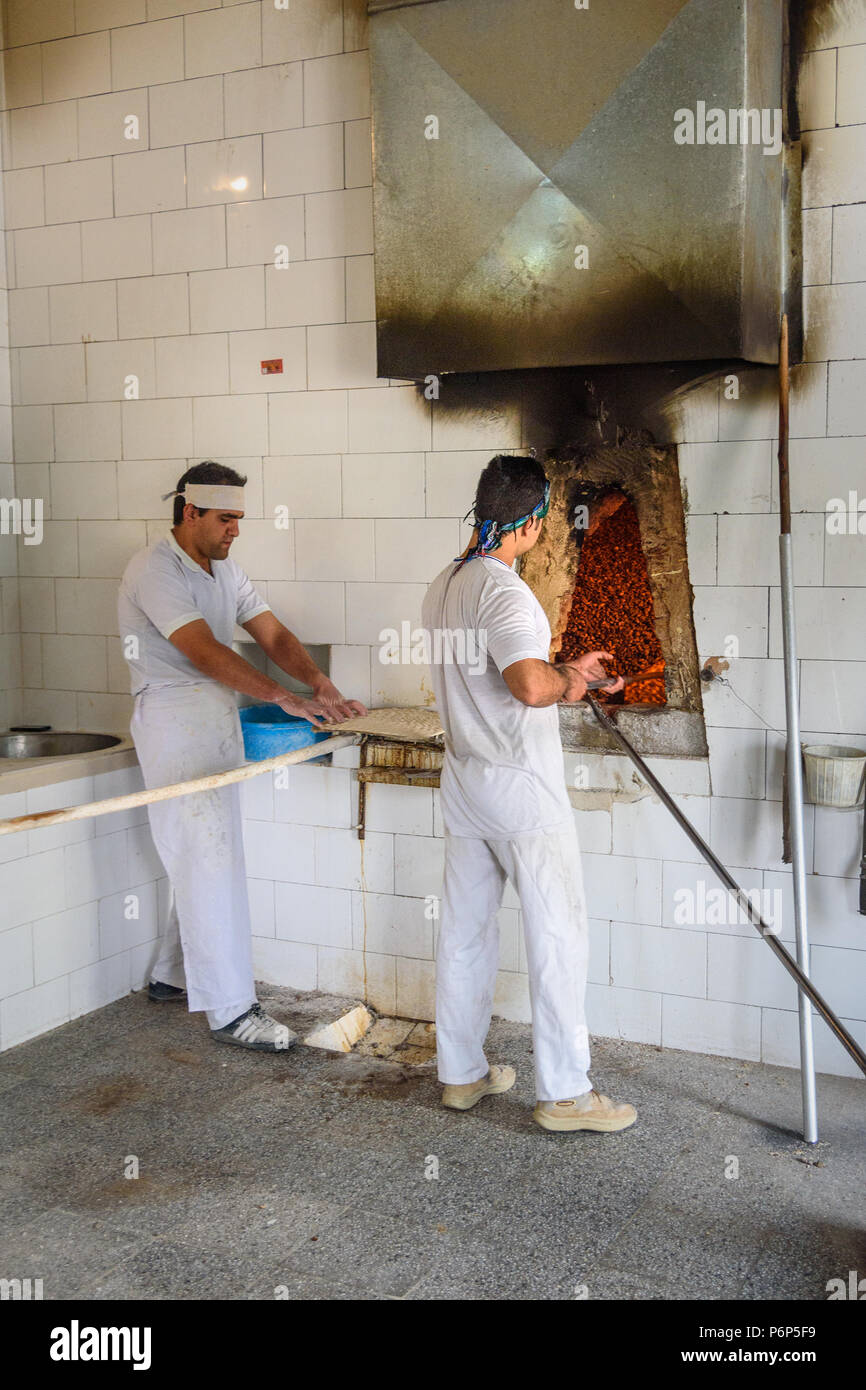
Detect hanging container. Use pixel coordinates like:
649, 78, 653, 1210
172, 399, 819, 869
802, 744, 866, 809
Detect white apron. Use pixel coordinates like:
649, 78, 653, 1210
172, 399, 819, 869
130, 681, 255, 1029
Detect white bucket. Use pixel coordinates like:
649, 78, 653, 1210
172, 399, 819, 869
802, 744, 866, 809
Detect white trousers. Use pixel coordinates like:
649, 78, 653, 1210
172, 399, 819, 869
130, 683, 256, 1030
436, 822, 592, 1102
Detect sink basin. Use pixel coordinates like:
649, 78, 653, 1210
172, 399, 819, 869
0, 732, 123, 759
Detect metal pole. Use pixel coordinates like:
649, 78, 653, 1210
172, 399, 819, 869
777, 313, 818, 1142
585, 694, 866, 1081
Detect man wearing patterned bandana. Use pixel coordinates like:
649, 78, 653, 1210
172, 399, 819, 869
422, 455, 638, 1133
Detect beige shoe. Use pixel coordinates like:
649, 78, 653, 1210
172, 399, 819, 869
442, 1064, 516, 1111
534, 1087, 637, 1133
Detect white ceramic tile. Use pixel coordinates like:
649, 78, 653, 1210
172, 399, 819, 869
3, 45, 43, 110
260, 0, 342, 63
4, 168, 45, 231
227, 195, 304, 267
263, 123, 343, 198
662, 995, 761, 1061
77, 89, 149, 159
268, 389, 347, 454
9, 288, 50, 348
86, 338, 155, 402
224, 62, 302, 137
832, 202, 866, 284
192, 393, 268, 457
113, 146, 187, 216
837, 41, 866, 124
17, 345, 86, 405
797, 46, 837, 130
342, 453, 424, 518
15, 224, 82, 288
345, 582, 426, 645
303, 50, 370, 125
82, 215, 152, 281
155, 333, 229, 397
111, 16, 183, 89
44, 158, 113, 225
152, 205, 226, 274
187, 135, 263, 207
184, 3, 261, 79
122, 398, 193, 459
802, 126, 866, 208
295, 519, 373, 581
611, 921, 706, 997
802, 206, 832, 285
149, 73, 223, 148
49, 281, 117, 345
265, 257, 344, 327
189, 266, 264, 332
305, 187, 373, 259
53, 402, 120, 462
10, 102, 78, 167
273, 881, 352, 949
50, 460, 117, 520
266, 580, 344, 644
227, 328, 306, 393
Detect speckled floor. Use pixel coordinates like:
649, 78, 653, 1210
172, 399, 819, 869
0, 985, 863, 1301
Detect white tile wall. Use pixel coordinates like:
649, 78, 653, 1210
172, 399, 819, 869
0, 2, 863, 1081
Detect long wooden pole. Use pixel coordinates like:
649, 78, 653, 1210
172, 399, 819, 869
0, 733, 360, 837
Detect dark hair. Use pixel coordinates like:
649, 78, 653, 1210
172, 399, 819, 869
473, 454, 548, 528
173, 461, 248, 525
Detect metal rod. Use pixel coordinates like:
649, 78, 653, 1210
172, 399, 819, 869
777, 312, 819, 1142
585, 693, 866, 1082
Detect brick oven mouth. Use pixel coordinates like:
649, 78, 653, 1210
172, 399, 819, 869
518, 436, 708, 760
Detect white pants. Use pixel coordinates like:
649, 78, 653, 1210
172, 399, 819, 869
130, 683, 256, 1030
436, 822, 592, 1102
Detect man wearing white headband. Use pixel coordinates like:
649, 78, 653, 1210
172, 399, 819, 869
118, 462, 367, 1051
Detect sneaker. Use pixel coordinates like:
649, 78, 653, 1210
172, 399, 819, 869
534, 1088, 637, 1133
211, 1002, 297, 1052
442, 1064, 516, 1111
148, 979, 187, 1003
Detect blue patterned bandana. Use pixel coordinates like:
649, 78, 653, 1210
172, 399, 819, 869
454, 480, 550, 568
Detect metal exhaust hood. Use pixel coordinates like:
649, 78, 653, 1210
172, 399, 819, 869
368, 0, 798, 378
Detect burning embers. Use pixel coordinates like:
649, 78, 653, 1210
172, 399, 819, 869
557, 490, 665, 706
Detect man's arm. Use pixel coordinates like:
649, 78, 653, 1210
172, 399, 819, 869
168, 619, 330, 726
503, 658, 585, 707
242, 610, 366, 719
504, 651, 624, 707
242, 610, 323, 687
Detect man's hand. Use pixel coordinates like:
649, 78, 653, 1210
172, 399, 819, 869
274, 690, 330, 729
559, 650, 625, 703
309, 676, 368, 724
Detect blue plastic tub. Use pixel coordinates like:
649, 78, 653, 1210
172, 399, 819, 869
240, 704, 332, 762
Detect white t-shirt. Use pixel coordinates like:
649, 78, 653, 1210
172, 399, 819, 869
118, 531, 270, 697
421, 555, 574, 839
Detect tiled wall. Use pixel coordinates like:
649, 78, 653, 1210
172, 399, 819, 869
0, 763, 168, 1050
0, 1, 15, 732
0, 0, 864, 1077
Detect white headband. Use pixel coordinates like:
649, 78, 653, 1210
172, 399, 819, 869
162, 484, 246, 511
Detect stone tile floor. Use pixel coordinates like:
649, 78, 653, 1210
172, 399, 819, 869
0, 985, 863, 1301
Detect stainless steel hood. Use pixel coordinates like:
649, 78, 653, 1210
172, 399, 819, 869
368, 0, 796, 378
